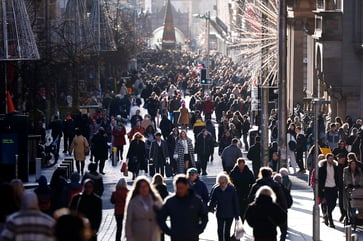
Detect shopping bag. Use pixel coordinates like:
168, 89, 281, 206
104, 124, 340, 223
120, 161, 127, 172
123, 165, 128, 176
230, 218, 244, 241
165, 162, 172, 177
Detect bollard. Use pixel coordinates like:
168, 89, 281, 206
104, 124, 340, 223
112, 147, 118, 166
35, 158, 42, 181
352, 234, 359, 241
345, 225, 352, 241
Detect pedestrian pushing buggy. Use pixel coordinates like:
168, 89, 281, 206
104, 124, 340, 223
345, 187, 363, 230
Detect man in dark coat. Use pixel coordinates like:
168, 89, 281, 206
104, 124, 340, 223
247, 136, 262, 179
158, 175, 208, 241
229, 157, 255, 221
91, 127, 109, 174
149, 132, 169, 177
70, 179, 102, 241
195, 129, 214, 175
318, 153, 339, 228
187, 168, 209, 205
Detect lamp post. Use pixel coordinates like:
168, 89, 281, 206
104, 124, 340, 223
193, 11, 210, 62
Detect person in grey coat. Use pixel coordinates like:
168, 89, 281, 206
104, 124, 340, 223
221, 138, 242, 173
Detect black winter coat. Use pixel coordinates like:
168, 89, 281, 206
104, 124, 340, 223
245, 195, 287, 240
91, 133, 109, 160
158, 190, 208, 241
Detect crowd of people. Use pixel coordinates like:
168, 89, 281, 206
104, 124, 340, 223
4, 49, 363, 240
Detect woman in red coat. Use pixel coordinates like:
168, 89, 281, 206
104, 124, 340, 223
112, 120, 127, 161
111, 177, 129, 241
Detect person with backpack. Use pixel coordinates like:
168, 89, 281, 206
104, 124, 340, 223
295, 126, 307, 173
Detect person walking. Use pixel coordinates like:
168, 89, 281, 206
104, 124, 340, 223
126, 132, 147, 180
112, 120, 127, 162
167, 128, 180, 175
0, 191, 55, 241
174, 130, 195, 173
195, 129, 214, 175
287, 123, 298, 174
245, 185, 287, 241
69, 128, 89, 175
241, 115, 250, 151
69, 179, 102, 241
229, 157, 255, 221
149, 132, 169, 177
111, 178, 129, 241
158, 174, 209, 241
221, 138, 243, 174
91, 127, 109, 174
82, 163, 104, 197
187, 168, 209, 206
318, 153, 339, 228
124, 176, 163, 241
63, 114, 75, 155
208, 172, 240, 241
178, 102, 190, 130
247, 136, 262, 179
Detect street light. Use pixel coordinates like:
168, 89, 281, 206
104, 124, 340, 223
193, 11, 210, 60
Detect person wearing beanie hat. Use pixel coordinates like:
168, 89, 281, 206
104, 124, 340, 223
0, 191, 55, 241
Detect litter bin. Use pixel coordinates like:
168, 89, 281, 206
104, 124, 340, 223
0, 114, 29, 182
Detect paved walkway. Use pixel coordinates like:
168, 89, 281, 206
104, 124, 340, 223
30, 148, 362, 241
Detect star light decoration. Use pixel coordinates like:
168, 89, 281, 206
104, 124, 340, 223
234, 0, 279, 87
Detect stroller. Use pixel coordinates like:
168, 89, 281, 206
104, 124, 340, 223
38, 135, 59, 168
345, 187, 363, 230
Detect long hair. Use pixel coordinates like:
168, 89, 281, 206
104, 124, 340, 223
127, 176, 161, 202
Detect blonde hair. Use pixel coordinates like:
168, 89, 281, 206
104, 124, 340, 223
256, 185, 276, 203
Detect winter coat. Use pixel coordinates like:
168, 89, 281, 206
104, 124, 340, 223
190, 177, 210, 205
112, 125, 126, 146
149, 140, 169, 166
82, 172, 104, 197
69, 135, 89, 161
127, 140, 147, 171
318, 158, 339, 198
124, 194, 162, 241
174, 138, 196, 173
178, 107, 190, 125
195, 131, 214, 157
158, 190, 208, 241
248, 177, 288, 210
208, 184, 240, 219
111, 187, 129, 216
69, 192, 102, 233
245, 195, 287, 240
91, 133, 109, 161
221, 144, 243, 170
230, 165, 255, 204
